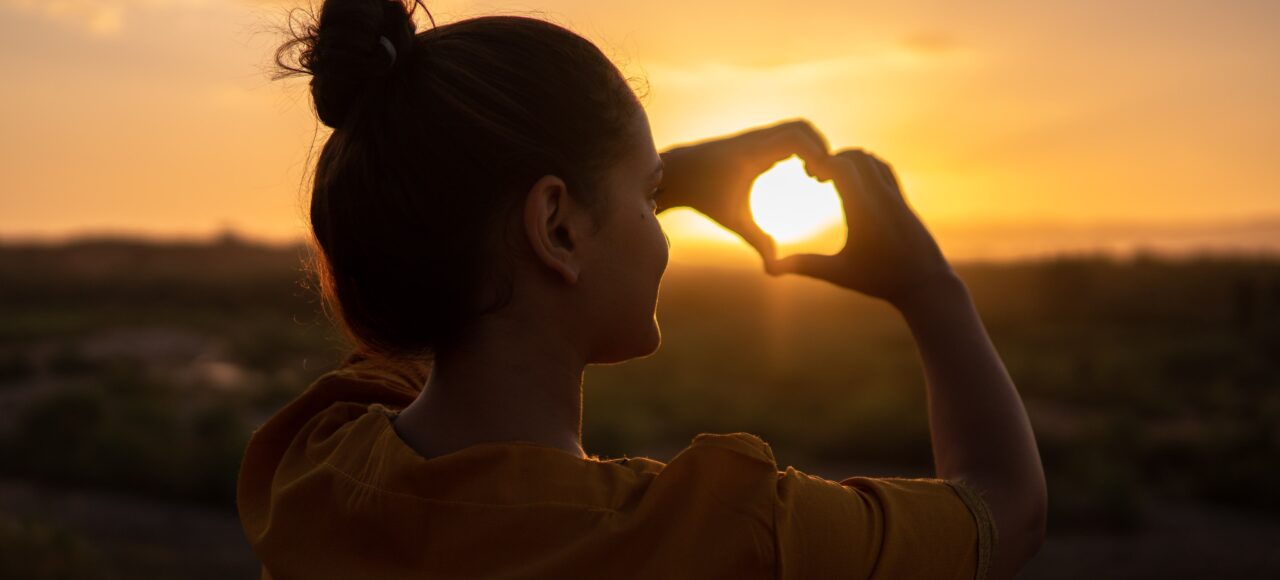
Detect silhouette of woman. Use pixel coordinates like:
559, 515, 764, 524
237, 1, 1046, 578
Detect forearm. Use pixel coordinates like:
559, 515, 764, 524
892, 274, 1047, 573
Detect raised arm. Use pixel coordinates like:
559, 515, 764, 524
771, 149, 1047, 579
893, 271, 1047, 579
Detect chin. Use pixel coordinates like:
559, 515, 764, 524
636, 317, 662, 357
591, 318, 661, 364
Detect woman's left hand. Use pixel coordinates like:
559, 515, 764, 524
657, 119, 832, 269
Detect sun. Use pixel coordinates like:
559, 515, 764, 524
749, 156, 845, 246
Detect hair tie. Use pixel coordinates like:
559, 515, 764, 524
379, 35, 397, 66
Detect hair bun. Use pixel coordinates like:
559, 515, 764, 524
278, 0, 422, 129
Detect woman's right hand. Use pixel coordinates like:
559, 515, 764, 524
777, 150, 1050, 576
769, 149, 957, 307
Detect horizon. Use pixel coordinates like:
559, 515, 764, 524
4, 213, 1280, 266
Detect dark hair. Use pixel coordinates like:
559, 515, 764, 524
274, 0, 643, 359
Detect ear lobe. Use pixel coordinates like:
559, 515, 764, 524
524, 175, 582, 284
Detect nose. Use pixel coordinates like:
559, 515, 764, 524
658, 228, 671, 275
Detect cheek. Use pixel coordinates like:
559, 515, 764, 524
641, 209, 669, 275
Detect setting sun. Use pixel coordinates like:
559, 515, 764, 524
749, 156, 846, 250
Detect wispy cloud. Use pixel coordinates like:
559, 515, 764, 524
1, 0, 213, 36
898, 31, 963, 56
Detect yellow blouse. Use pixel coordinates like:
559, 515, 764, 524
237, 352, 995, 579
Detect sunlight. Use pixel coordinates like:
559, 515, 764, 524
749, 156, 845, 244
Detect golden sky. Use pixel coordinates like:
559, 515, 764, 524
1, 0, 1277, 260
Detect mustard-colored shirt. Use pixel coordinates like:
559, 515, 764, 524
237, 352, 995, 579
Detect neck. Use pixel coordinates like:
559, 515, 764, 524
392, 314, 588, 460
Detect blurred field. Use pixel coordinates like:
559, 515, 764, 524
1, 236, 1278, 578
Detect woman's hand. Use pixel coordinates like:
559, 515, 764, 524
770, 149, 957, 307
657, 120, 831, 268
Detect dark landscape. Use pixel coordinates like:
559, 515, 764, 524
1, 236, 1277, 579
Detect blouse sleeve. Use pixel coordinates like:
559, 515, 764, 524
773, 467, 997, 580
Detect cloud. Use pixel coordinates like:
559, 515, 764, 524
1, 0, 212, 36
898, 30, 963, 56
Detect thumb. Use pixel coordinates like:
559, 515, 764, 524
767, 252, 841, 281
733, 221, 778, 270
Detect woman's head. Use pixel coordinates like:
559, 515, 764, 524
277, 0, 668, 362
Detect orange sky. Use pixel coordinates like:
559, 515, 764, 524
1, 0, 1277, 260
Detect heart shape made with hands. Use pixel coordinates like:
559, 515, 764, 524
748, 155, 847, 258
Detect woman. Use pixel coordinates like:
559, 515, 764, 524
237, 1, 1047, 578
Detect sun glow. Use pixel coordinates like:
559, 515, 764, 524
749, 156, 846, 250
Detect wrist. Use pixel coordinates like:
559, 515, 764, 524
656, 148, 692, 212
889, 271, 971, 321
654, 188, 684, 213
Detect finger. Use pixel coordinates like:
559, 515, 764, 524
732, 219, 778, 267
750, 120, 831, 175
836, 149, 899, 209
860, 151, 897, 190
835, 149, 885, 188
859, 151, 912, 209
826, 153, 883, 224
768, 252, 841, 280
757, 119, 831, 151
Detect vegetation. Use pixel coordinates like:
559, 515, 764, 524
0, 238, 1276, 543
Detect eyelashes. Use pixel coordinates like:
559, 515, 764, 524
648, 187, 663, 212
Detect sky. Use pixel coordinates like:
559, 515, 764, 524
1, 0, 1277, 261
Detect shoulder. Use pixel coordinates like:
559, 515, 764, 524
638, 432, 782, 517
683, 432, 777, 466
658, 432, 780, 487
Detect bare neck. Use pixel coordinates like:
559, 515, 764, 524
392, 316, 588, 460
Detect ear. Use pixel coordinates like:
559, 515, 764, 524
523, 174, 584, 284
